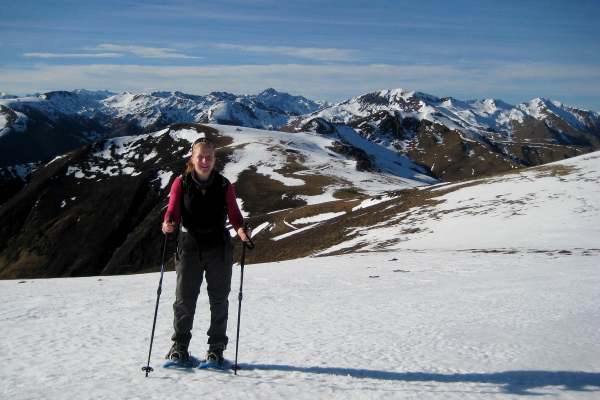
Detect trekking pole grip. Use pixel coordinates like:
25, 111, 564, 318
243, 223, 254, 250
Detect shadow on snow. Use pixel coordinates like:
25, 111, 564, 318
238, 364, 600, 396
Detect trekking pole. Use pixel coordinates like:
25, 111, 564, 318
142, 216, 173, 377
232, 223, 254, 375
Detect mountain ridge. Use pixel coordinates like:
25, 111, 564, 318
1, 88, 598, 170
0, 121, 433, 278
281, 88, 599, 181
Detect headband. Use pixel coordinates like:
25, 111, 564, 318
191, 137, 214, 151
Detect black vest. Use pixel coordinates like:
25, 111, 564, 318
180, 171, 228, 234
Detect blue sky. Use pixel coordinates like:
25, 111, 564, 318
1, 0, 599, 111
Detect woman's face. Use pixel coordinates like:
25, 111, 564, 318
191, 144, 215, 177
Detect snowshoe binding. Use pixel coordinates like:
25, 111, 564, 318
163, 342, 192, 368
198, 343, 227, 370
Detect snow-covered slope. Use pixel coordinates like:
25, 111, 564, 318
63, 123, 434, 209
319, 151, 600, 254
1, 152, 598, 399
0, 121, 434, 279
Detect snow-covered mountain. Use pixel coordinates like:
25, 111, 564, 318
291, 89, 600, 142
0, 88, 328, 167
1, 88, 599, 180
1, 116, 598, 279
1, 87, 599, 278
1, 151, 598, 399
0, 122, 433, 278
283, 89, 600, 181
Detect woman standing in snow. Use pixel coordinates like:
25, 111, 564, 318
162, 136, 250, 366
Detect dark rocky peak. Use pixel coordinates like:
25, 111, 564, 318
208, 91, 238, 101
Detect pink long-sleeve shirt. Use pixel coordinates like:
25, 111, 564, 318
164, 176, 244, 233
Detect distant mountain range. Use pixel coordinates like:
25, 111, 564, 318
1, 88, 599, 172
283, 89, 600, 181
0, 88, 328, 168
0, 88, 599, 279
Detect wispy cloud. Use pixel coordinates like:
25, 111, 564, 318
23, 45, 201, 59
217, 44, 358, 62
87, 44, 201, 59
24, 53, 123, 58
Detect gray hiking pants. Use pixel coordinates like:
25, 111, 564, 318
171, 231, 233, 347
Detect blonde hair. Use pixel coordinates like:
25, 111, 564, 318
185, 139, 215, 174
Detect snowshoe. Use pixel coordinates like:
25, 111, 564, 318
198, 342, 227, 369
165, 342, 190, 365
205, 351, 224, 366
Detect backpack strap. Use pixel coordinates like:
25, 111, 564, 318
176, 172, 230, 251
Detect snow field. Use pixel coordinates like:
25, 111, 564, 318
1, 250, 598, 399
